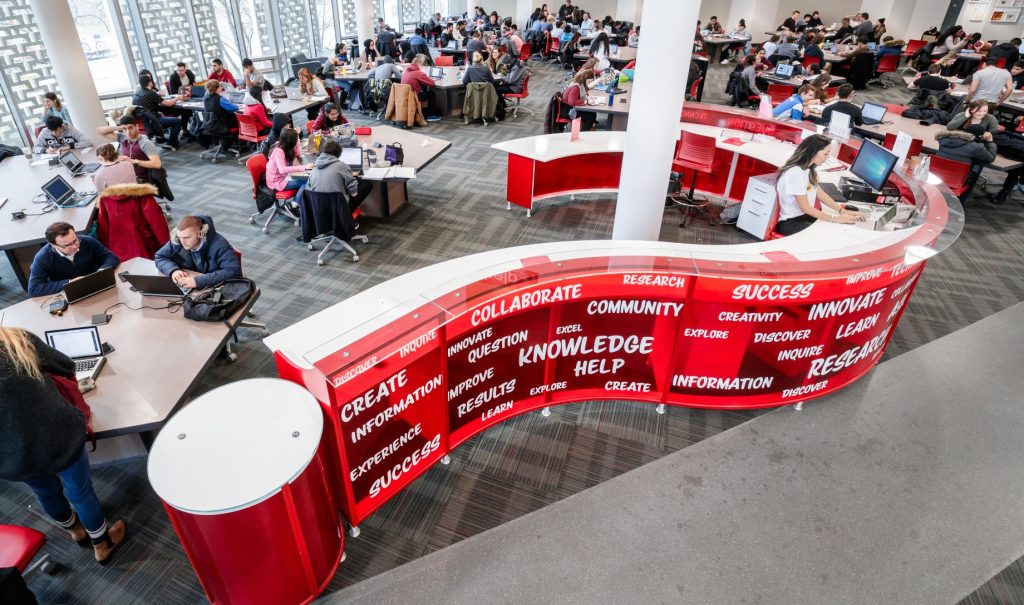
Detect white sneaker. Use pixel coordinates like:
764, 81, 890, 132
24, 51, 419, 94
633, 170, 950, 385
721, 59, 730, 64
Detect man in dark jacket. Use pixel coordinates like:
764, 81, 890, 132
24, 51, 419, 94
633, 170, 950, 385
28, 222, 120, 297
307, 140, 372, 211
155, 215, 241, 290
988, 38, 1021, 71
935, 128, 997, 201
819, 84, 863, 126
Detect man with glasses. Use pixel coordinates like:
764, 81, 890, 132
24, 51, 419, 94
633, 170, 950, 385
27, 222, 120, 297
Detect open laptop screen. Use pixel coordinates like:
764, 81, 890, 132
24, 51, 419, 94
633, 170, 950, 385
42, 175, 75, 204
59, 151, 83, 171
861, 102, 886, 123
775, 63, 794, 77
341, 147, 363, 168
46, 326, 102, 359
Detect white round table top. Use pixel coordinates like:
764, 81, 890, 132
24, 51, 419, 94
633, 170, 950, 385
147, 378, 324, 515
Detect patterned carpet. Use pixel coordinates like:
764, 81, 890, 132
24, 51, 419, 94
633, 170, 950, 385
0, 57, 1022, 604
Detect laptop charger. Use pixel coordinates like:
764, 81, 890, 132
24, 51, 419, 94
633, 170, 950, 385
11, 210, 25, 220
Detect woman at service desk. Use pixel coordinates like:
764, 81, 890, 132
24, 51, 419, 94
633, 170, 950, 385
774, 134, 865, 235
936, 99, 999, 202
41, 92, 72, 125
0, 327, 128, 564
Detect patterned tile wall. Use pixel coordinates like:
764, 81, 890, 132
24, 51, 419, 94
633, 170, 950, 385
135, 0, 201, 75
239, 0, 273, 57
340, 0, 356, 37
279, 0, 313, 58
192, 0, 231, 72
116, 0, 145, 73
0, 0, 63, 145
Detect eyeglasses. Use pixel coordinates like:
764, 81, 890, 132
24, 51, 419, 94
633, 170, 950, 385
53, 237, 80, 250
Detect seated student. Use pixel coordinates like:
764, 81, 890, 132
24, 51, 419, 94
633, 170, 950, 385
706, 15, 724, 35
33, 116, 90, 154
91, 143, 136, 193
496, 58, 528, 95
1012, 60, 1024, 90
808, 11, 823, 28
97, 115, 163, 180
154, 215, 242, 290
909, 63, 953, 92
241, 57, 272, 91
802, 33, 825, 66
774, 135, 864, 235
464, 51, 496, 84
466, 30, 487, 58
377, 25, 398, 57
132, 74, 183, 150
363, 38, 380, 63
201, 79, 241, 152
590, 32, 612, 71
486, 45, 513, 75
507, 23, 525, 55
775, 35, 800, 59
28, 222, 120, 297
560, 67, 597, 131
40, 92, 71, 125
558, 24, 573, 45
762, 35, 781, 59
427, 12, 444, 37
773, 84, 817, 120
752, 47, 774, 72
309, 102, 349, 132
398, 40, 416, 64
169, 62, 196, 95
207, 58, 237, 87
297, 67, 328, 119
408, 27, 430, 53
937, 100, 999, 202
266, 127, 311, 196
265, 113, 293, 149
439, 23, 457, 49
242, 86, 273, 136
482, 13, 501, 32
307, 140, 373, 212
818, 83, 863, 126
779, 11, 800, 32
628, 25, 641, 49
401, 54, 438, 114
990, 38, 1021, 69
372, 55, 404, 81
873, 36, 904, 71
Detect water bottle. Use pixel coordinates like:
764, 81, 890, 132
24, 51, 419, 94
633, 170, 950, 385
608, 90, 615, 106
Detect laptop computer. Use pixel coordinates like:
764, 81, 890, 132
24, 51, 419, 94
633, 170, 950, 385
341, 147, 363, 173
446, 40, 458, 49
774, 62, 795, 78
41, 175, 96, 208
59, 150, 100, 175
285, 87, 306, 100
44, 326, 106, 382
190, 85, 207, 98
123, 273, 188, 297
861, 101, 887, 125
609, 43, 619, 55
64, 267, 117, 304
428, 66, 444, 79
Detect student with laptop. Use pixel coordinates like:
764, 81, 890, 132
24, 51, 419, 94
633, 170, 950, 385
154, 215, 242, 290
132, 74, 183, 150
818, 84, 863, 126
168, 61, 196, 95
32, 116, 91, 155
207, 57, 237, 88
0, 326, 129, 565
91, 143, 136, 193
307, 140, 373, 212
27, 222, 120, 297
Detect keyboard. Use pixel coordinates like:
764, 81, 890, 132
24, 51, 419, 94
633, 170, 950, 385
75, 358, 99, 373
819, 182, 847, 202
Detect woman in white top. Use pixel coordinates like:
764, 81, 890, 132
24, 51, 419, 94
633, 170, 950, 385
774, 134, 864, 235
589, 31, 612, 71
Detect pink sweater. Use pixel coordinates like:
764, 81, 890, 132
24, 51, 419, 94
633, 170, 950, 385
266, 144, 304, 191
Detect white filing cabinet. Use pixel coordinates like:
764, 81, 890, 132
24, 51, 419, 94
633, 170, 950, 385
737, 174, 779, 240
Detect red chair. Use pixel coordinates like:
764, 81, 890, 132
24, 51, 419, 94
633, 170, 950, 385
518, 42, 532, 62
928, 155, 971, 196
825, 85, 839, 98
548, 37, 561, 59
883, 132, 924, 160
34, 125, 44, 137
236, 112, 269, 164
503, 73, 532, 118
688, 77, 703, 100
902, 39, 926, 59
868, 54, 900, 88
623, 60, 636, 70
995, 57, 1007, 69
0, 525, 55, 580
669, 130, 717, 228
767, 84, 796, 106
885, 103, 909, 116
245, 153, 300, 234
802, 55, 822, 70
435, 54, 454, 66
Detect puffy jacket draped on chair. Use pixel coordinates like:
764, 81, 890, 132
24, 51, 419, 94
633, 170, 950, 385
96, 183, 170, 261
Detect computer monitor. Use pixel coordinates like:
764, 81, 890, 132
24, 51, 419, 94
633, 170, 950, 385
849, 140, 898, 191
41, 174, 76, 205
775, 62, 794, 77
446, 40, 457, 49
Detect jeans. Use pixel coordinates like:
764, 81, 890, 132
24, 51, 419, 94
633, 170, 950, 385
349, 179, 374, 212
159, 115, 181, 147
22, 448, 107, 539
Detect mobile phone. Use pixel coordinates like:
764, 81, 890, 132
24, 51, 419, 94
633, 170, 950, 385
92, 313, 111, 325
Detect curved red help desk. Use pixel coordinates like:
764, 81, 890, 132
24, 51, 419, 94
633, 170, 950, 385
265, 105, 964, 531
148, 379, 343, 605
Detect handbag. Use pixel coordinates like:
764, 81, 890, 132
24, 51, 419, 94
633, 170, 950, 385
183, 278, 256, 322
384, 141, 404, 165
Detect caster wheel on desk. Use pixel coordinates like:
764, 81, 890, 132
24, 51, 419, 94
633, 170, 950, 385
317, 259, 325, 266
249, 216, 256, 224
349, 526, 360, 538
226, 352, 237, 362
308, 243, 314, 251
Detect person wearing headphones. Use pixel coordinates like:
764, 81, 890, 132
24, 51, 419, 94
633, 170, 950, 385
154, 214, 242, 290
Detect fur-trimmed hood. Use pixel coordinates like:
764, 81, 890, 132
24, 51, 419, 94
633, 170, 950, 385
934, 130, 978, 143
882, 39, 905, 48
99, 182, 159, 199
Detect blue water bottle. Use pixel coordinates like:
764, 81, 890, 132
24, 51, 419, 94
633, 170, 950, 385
608, 89, 615, 106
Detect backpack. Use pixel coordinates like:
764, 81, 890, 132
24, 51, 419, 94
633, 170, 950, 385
183, 278, 256, 323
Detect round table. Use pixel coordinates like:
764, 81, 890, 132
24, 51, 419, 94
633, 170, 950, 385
148, 378, 342, 605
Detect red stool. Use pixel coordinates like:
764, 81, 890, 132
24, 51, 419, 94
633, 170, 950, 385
0, 524, 56, 578
670, 130, 717, 228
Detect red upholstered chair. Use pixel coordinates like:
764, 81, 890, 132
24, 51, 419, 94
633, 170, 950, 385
548, 37, 561, 59
34, 125, 44, 137
236, 112, 269, 164
928, 155, 971, 197
902, 39, 926, 60
0, 525, 55, 579
825, 85, 839, 98
767, 84, 796, 106
435, 54, 454, 66
802, 55, 822, 70
883, 132, 924, 159
669, 131, 717, 228
305, 121, 316, 135
688, 77, 703, 100
868, 53, 900, 88
245, 153, 300, 234
503, 73, 532, 118
518, 42, 532, 62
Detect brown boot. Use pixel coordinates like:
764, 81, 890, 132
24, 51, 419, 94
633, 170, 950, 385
66, 520, 90, 547
93, 520, 127, 565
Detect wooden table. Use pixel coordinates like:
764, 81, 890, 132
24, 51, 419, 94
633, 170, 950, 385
179, 91, 326, 117
574, 79, 632, 131
574, 45, 637, 69
0, 257, 260, 439
0, 149, 101, 290
702, 35, 747, 63
759, 73, 847, 87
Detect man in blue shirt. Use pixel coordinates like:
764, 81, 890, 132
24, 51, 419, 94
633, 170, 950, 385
155, 215, 241, 290
28, 222, 120, 297
772, 85, 816, 121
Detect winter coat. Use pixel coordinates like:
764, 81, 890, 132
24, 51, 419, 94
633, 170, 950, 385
464, 81, 498, 121
934, 129, 997, 166
96, 183, 171, 261
154, 215, 242, 289
385, 82, 426, 127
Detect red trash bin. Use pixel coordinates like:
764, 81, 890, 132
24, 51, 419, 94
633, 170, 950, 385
148, 378, 343, 605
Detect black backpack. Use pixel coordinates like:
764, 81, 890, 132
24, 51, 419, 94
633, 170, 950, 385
183, 279, 256, 323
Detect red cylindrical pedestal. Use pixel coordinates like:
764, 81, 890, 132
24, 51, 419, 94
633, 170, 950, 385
148, 379, 343, 605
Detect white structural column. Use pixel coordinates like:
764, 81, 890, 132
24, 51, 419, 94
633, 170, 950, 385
616, 0, 640, 25
467, 0, 475, 18
354, 0, 374, 51
515, 0, 532, 28
612, 0, 700, 241
30, 0, 107, 145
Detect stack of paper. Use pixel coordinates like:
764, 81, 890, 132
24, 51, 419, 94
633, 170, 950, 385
362, 166, 417, 180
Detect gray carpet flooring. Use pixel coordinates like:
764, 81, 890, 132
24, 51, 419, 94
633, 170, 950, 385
0, 57, 1022, 604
